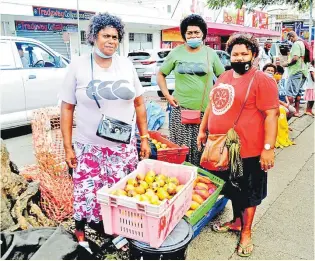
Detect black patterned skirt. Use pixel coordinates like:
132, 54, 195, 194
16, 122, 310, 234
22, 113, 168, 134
169, 106, 204, 166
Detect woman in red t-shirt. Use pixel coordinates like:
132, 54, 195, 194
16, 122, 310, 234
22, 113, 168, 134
197, 34, 279, 257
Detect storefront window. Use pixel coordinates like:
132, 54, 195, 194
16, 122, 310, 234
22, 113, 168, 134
147, 34, 153, 42
129, 33, 135, 41
80, 31, 87, 44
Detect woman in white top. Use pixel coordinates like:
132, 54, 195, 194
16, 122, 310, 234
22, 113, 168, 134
60, 13, 150, 248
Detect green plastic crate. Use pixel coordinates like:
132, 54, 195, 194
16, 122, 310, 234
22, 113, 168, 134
182, 162, 225, 226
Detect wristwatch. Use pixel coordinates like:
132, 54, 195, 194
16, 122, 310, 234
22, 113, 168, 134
140, 134, 150, 140
264, 144, 272, 150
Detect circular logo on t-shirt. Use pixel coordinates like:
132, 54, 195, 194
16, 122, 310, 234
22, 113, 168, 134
210, 83, 235, 115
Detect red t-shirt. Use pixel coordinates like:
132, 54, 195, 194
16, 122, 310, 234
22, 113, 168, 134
208, 68, 279, 158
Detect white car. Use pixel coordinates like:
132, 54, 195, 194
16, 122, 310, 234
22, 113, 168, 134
0, 36, 69, 130
128, 49, 171, 86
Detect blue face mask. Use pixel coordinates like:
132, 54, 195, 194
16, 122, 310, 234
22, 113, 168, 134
94, 45, 113, 59
186, 38, 202, 49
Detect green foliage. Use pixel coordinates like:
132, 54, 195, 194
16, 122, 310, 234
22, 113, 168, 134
206, 0, 310, 11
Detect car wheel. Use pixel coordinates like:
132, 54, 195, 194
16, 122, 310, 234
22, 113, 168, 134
157, 90, 173, 97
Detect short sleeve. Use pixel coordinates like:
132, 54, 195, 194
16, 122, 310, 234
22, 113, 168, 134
59, 60, 77, 105
159, 49, 176, 76
256, 72, 279, 111
212, 50, 225, 77
291, 42, 304, 57
132, 64, 144, 97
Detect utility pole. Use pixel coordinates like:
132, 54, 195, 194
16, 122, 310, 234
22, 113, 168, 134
310, 0, 313, 43
77, 0, 81, 56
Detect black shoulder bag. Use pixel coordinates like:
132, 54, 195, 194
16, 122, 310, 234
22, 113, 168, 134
90, 54, 135, 144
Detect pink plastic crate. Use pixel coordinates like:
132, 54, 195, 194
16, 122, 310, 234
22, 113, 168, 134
97, 159, 197, 248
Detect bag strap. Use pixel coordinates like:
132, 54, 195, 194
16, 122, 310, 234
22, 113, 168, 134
199, 47, 210, 111
233, 71, 257, 128
90, 53, 102, 109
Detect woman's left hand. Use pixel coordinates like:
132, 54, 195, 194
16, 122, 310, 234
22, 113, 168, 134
139, 139, 151, 160
260, 149, 275, 172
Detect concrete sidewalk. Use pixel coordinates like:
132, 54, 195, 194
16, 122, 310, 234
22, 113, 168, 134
187, 115, 314, 260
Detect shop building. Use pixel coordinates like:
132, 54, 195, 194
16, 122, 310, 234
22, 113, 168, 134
0, 0, 178, 58
161, 22, 280, 51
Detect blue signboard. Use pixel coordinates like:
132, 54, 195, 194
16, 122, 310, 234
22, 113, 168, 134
33, 6, 95, 20
15, 21, 78, 32
282, 21, 314, 41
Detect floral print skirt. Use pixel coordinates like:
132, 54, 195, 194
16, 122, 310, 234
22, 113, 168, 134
73, 138, 138, 223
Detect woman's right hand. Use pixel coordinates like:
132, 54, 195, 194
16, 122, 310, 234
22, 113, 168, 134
166, 95, 179, 107
197, 131, 207, 151
65, 147, 77, 168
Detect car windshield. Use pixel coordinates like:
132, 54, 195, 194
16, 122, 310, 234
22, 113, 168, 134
157, 51, 170, 59
128, 52, 151, 61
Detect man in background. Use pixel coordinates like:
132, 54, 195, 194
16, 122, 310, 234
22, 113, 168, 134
258, 40, 273, 70
16, 43, 29, 68
284, 31, 308, 117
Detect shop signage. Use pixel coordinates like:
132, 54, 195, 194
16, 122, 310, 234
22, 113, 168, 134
276, 14, 299, 20
252, 10, 268, 29
162, 28, 183, 42
15, 21, 78, 32
223, 8, 245, 25
33, 6, 95, 20
205, 35, 220, 43
281, 21, 295, 40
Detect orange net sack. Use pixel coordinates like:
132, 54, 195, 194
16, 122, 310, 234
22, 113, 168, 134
31, 107, 75, 222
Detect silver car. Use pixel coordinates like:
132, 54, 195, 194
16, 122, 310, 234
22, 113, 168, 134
128, 49, 171, 86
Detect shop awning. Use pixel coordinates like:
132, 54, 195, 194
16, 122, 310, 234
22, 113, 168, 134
206, 22, 281, 37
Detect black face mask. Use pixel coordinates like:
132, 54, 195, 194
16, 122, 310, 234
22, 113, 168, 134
230, 61, 252, 75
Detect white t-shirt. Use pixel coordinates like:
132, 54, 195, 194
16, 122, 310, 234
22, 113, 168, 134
258, 46, 273, 70
59, 53, 144, 147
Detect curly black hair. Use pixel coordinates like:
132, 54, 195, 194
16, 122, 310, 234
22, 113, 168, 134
262, 63, 277, 73
86, 12, 125, 45
226, 33, 260, 58
180, 14, 207, 41
276, 65, 285, 74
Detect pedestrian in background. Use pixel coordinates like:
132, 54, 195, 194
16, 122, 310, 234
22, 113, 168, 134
197, 33, 279, 257
274, 65, 296, 119
257, 40, 273, 70
157, 14, 225, 166
60, 12, 150, 251
304, 60, 315, 116
284, 31, 308, 117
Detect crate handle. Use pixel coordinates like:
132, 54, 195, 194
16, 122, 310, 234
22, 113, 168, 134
109, 196, 117, 207
136, 203, 146, 213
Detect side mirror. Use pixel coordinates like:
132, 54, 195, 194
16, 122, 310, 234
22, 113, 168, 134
55, 55, 61, 67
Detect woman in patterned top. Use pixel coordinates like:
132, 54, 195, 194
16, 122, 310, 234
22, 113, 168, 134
60, 13, 150, 251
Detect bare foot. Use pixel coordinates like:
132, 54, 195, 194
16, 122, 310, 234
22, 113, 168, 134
293, 112, 301, 117
305, 111, 315, 117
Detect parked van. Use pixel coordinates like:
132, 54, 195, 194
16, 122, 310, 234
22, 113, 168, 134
0, 36, 69, 130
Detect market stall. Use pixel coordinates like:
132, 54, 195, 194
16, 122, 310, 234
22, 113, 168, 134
3, 99, 228, 260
